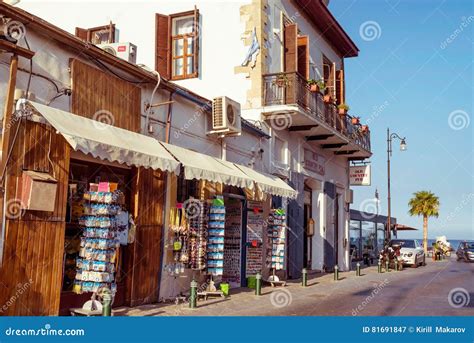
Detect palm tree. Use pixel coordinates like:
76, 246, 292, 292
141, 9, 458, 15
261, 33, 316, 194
408, 191, 440, 253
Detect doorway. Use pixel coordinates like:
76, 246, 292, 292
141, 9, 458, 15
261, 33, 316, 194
334, 193, 340, 266
303, 186, 312, 268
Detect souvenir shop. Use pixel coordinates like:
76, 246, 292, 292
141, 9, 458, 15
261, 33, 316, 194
160, 144, 297, 299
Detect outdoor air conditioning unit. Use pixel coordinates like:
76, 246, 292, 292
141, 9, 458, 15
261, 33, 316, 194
208, 96, 241, 136
97, 42, 137, 64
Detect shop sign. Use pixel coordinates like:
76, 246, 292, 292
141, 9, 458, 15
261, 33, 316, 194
304, 149, 325, 176
349, 165, 371, 186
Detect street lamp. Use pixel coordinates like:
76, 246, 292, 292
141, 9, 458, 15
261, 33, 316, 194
386, 128, 407, 242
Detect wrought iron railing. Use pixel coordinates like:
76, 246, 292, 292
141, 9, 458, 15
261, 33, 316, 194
263, 72, 371, 152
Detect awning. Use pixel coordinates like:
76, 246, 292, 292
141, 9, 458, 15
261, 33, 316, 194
20, 100, 181, 174
393, 224, 417, 231
236, 164, 298, 199
160, 142, 254, 189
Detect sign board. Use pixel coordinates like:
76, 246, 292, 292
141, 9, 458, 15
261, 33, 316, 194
304, 149, 325, 176
349, 165, 371, 186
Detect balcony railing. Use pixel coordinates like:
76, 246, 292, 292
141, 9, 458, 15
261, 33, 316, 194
263, 72, 371, 152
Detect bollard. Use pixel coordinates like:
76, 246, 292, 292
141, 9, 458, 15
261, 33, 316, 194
255, 273, 262, 296
356, 262, 361, 276
189, 279, 197, 309
101, 288, 112, 317
378, 260, 382, 273
385, 260, 390, 272
394, 260, 399, 271
334, 265, 339, 281
302, 268, 308, 287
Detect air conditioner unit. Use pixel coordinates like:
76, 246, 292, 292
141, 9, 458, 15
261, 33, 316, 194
97, 42, 137, 64
208, 96, 241, 136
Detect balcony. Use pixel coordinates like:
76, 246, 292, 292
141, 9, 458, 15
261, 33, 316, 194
262, 72, 371, 159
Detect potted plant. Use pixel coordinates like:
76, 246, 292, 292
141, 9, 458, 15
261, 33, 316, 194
361, 125, 369, 134
351, 116, 360, 125
274, 74, 290, 88
323, 89, 332, 103
338, 103, 350, 116
307, 79, 325, 93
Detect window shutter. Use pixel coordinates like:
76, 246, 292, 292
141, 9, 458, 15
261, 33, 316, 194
193, 7, 200, 77
75, 27, 89, 41
284, 23, 298, 104
336, 69, 344, 105
155, 13, 171, 79
284, 23, 297, 73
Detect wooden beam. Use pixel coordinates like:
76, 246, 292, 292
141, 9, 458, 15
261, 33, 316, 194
348, 157, 369, 161
289, 125, 318, 132
335, 150, 357, 155
0, 40, 35, 59
306, 134, 334, 141
321, 143, 348, 149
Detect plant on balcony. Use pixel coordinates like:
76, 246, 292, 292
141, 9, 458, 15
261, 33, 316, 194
307, 79, 325, 93
323, 88, 332, 103
338, 103, 350, 116
351, 116, 360, 125
361, 125, 369, 134
273, 74, 291, 88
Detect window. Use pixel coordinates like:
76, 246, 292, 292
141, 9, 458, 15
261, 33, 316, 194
273, 136, 287, 164
156, 8, 200, 80
75, 22, 115, 44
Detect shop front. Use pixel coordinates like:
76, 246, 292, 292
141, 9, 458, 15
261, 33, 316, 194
158, 144, 297, 300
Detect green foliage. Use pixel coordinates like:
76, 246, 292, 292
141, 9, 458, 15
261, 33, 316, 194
408, 191, 440, 218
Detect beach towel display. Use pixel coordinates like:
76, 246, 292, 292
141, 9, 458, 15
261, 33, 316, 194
207, 196, 225, 276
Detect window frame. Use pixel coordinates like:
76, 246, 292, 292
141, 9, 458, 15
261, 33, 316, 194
170, 9, 200, 80
76, 22, 115, 45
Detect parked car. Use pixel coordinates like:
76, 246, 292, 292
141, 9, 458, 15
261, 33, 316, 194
456, 241, 474, 262
390, 239, 425, 267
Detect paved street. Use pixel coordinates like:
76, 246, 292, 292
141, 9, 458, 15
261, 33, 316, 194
115, 257, 473, 316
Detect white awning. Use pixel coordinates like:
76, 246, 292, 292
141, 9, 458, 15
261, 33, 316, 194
236, 164, 298, 199
20, 100, 180, 174
160, 142, 254, 189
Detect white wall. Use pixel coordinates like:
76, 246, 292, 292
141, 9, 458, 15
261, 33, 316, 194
17, 0, 252, 106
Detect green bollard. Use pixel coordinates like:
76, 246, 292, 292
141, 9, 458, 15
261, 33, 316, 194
255, 273, 262, 296
385, 260, 390, 272
378, 260, 382, 273
334, 265, 339, 281
189, 279, 197, 309
101, 289, 112, 317
356, 262, 361, 276
302, 268, 308, 287
394, 260, 399, 271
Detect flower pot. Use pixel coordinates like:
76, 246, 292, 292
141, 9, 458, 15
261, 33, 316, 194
338, 108, 347, 116
323, 95, 332, 103
310, 84, 319, 92
351, 118, 360, 125
361, 125, 369, 134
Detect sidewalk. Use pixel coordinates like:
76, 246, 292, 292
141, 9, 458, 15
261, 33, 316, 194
114, 263, 420, 316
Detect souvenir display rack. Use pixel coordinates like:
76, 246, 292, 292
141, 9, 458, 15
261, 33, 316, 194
207, 196, 225, 276
188, 199, 208, 270
267, 208, 286, 271
73, 182, 123, 294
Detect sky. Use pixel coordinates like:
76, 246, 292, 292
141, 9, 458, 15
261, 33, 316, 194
329, 0, 473, 239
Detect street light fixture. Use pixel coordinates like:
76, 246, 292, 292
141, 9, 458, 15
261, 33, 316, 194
386, 128, 407, 242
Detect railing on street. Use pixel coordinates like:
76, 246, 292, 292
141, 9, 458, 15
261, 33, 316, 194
263, 72, 371, 152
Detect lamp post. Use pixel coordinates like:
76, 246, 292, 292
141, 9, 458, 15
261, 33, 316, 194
386, 128, 407, 242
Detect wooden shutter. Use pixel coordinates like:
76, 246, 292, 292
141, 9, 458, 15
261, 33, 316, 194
336, 69, 344, 105
284, 23, 298, 104
284, 24, 297, 73
75, 27, 89, 41
297, 36, 309, 79
155, 13, 171, 79
193, 7, 200, 77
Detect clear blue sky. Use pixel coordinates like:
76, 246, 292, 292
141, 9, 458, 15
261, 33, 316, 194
330, 0, 473, 239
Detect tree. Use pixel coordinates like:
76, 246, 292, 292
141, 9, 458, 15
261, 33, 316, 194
408, 191, 440, 253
